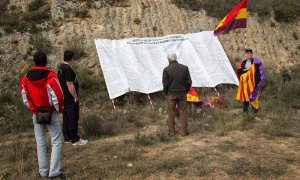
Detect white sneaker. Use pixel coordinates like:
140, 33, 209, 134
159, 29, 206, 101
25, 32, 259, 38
72, 139, 88, 146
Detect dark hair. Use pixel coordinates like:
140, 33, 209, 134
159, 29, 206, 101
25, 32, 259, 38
64, 51, 75, 61
245, 48, 253, 53
33, 51, 47, 66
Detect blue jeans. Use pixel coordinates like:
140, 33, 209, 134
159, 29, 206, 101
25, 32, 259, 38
33, 111, 62, 177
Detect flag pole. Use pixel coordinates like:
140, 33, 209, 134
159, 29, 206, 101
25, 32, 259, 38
147, 94, 154, 110
111, 99, 116, 110
244, 27, 247, 50
244, 0, 248, 50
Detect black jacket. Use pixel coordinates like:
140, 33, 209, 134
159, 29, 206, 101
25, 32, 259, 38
162, 61, 192, 95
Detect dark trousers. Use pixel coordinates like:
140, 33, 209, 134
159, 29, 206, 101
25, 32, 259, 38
243, 101, 258, 113
63, 100, 80, 143
167, 93, 188, 136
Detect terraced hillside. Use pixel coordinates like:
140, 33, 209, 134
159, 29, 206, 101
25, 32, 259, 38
0, 0, 299, 179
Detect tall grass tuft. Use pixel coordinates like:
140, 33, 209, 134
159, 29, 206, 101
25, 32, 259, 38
133, 131, 155, 146
64, 38, 85, 59
82, 114, 117, 137
29, 34, 52, 53
121, 144, 140, 161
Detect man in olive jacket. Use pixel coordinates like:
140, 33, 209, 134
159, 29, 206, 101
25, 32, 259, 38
162, 53, 192, 136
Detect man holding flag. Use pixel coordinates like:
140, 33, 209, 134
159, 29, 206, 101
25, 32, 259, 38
212, 0, 264, 112
236, 49, 264, 113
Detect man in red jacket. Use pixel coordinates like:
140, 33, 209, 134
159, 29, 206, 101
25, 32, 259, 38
20, 52, 65, 178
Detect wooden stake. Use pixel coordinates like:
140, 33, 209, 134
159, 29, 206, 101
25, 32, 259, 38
214, 87, 220, 96
147, 94, 154, 110
111, 99, 116, 110
244, 27, 247, 50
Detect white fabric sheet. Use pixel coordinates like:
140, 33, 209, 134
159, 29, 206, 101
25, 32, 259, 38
95, 31, 239, 99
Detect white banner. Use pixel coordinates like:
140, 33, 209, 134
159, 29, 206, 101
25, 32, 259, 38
95, 31, 238, 99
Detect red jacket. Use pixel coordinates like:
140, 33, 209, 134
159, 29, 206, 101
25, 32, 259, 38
20, 66, 64, 113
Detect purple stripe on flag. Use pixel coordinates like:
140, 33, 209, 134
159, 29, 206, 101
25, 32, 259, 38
214, 18, 247, 36
249, 58, 264, 102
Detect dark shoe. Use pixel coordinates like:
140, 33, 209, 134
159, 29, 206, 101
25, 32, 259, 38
180, 132, 189, 137
48, 173, 65, 179
168, 132, 175, 137
252, 108, 258, 113
168, 130, 178, 137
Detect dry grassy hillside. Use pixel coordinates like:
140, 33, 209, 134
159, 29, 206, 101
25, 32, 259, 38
0, 0, 299, 179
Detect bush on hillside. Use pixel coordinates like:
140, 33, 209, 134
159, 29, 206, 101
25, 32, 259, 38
0, 0, 51, 34
0, 0, 9, 17
172, 0, 300, 22
29, 34, 52, 53
27, 0, 47, 12
273, 0, 300, 22
64, 38, 85, 59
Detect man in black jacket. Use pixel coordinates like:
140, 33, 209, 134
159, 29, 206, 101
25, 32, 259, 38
162, 53, 192, 136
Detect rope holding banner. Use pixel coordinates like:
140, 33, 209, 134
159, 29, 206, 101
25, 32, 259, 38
111, 99, 116, 110
147, 94, 154, 110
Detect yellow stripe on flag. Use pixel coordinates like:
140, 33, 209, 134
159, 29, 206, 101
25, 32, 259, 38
187, 94, 200, 102
215, 16, 227, 31
235, 8, 247, 19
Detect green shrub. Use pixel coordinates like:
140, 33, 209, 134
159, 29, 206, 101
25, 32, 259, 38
74, 8, 89, 18
121, 145, 139, 161
273, 0, 300, 22
0, 0, 50, 34
0, 0, 9, 17
29, 34, 52, 53
240, 113, 255, 130
133, 18, 141, 24
293, 32, 299, 40
156, 127, 170, 143
64, 38, 85, 59
157, 157, 184, 172
0, 92, 14, 104
23, 5, 51, 23
171, 0, 300, 22
133, 131, 155, 146
77, 68, 99, 90
218, 140, 236, 151
0, 94, 32, 134
27, 0, 47, 12
82, 114, 117, 137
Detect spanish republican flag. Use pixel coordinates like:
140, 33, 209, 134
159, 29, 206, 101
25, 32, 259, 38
187, 87, 200, 102
214, 0, 247, 36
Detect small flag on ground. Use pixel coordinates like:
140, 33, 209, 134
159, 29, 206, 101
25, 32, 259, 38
214, 0, 247, 36
187, 87, 200, 102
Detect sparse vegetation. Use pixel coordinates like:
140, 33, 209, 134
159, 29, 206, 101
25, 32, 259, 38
133, 18, 141, 24
64, 38, 86, 59
29, 34, 52, 53
74, 8, 89, 18
293, 32, 299, 40
0, 0, 51, 33
0, 0, 300, 179
172, 0, 300, 22
218, 140, 236, 151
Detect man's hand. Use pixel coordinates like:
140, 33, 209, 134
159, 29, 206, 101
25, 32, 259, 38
66, 81, 78, 103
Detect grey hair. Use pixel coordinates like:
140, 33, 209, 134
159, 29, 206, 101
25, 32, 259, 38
167, 53, 177, 62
